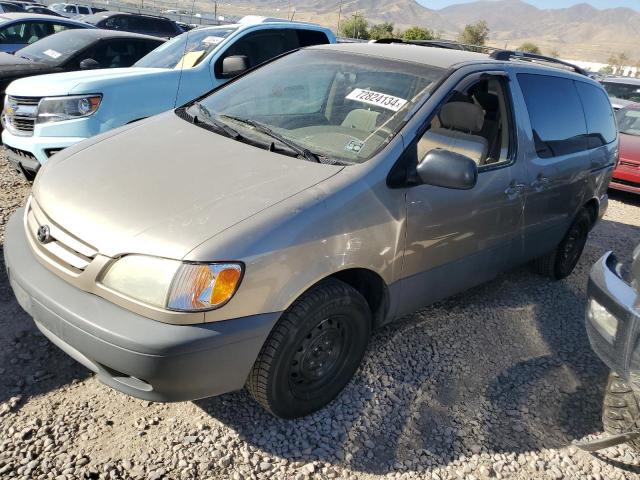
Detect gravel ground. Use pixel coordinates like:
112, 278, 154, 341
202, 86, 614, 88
1, 154, 640, 480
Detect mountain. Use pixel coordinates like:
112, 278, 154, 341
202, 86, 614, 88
213, 0, 640, 63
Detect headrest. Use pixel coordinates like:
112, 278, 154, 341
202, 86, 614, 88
475, 91, 499, 113
342, 109, 380, 133
440, 102, 485, 133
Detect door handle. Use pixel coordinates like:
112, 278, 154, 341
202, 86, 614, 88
505, 181, 527, 198
531, 175, 550, 192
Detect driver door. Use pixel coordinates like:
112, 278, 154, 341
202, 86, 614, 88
398, 72, 528, 316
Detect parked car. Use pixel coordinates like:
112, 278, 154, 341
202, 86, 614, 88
0, 28, 163, 97
0, 1, 24, 13
608, 104, 640, 194
23, 5, 63, 16
4, 44, 616, 418
602, 77, 640, 110
576, 245, 640, 452
81, 11, 183, 38
55, 3, 103, 18
0, 12, 92, 53
1, 17, 335, 177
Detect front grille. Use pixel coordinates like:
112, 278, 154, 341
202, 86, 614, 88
5, 145, 37, 161
26, 199, 97, 274
620, 160, 639, 169
612, 178, 640, 189
4, 95, 42, 136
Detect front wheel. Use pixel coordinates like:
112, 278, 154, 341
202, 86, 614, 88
247, 279, 371, 418
532, 209, 591, 280
603, 372, 640, 452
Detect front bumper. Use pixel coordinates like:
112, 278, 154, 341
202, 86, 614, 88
586, 252, 640, 387
3, 211, 280, 402
2, 128, 86, 168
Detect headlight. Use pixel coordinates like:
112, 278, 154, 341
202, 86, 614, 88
587, 299, 618, 343
37, 95, 101, 124
99, 255, 243, 312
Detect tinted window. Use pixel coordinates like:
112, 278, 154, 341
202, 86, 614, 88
603, 81, 640, 103
154, 19, 177, 35
1, 3, 24, 13
297, 29, 329, 47
518, 73, 587, 158
85, 38, 162, 68
575, 82, 616, 148
78, 6, 89, 14
216, 29, 298, 77
63, 5, 76, 13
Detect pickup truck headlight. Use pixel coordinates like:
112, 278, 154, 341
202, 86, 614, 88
99, 255, 243, 312
37, 95, 102, 124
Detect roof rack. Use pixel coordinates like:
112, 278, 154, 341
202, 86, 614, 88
489, 50, 588, 76
373, 38, 497, 53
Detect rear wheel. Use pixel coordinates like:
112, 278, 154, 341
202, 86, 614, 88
603, 372, 640, 452
532, 209, 591, 280
247, 279, 371, 418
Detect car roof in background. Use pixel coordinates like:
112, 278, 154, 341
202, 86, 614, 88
82, 10, 171, 20
310, 42, 489, 69
0, 11, 86, 21
50, 27, 165, 42
604, 77, 640, 85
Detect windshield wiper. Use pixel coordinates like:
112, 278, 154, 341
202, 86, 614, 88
218, 114, 323, 163
192, 102, 243, 140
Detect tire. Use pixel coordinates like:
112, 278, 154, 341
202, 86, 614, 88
603, 372, 640, 452
247, 278, 371, 419
532, 208, 591, 280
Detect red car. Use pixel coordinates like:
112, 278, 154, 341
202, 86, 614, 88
612, 104, 640, 194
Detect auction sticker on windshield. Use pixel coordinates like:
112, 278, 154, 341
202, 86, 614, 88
346, 88, 408, 112
43, 49, 61, 59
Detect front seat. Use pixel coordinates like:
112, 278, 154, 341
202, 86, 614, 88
341, 109, 380, 133
419, 101, 488, 164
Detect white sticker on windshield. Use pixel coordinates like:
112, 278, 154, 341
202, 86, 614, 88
202, 36, 224, 45
346, 88, 408, 112
43, 49, 61, 59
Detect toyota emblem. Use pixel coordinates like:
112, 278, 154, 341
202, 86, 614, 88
36, 225, 51, 244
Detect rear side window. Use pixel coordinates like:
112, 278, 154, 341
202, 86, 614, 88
575, 82, 617, 148
517, 73, 587, 158
297, 29, 329, 47
78, 6, 89, 14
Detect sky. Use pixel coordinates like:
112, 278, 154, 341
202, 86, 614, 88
418, 0, 640, 10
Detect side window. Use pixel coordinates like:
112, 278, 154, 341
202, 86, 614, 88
114, 16, 131, 31
297, 29, 330, 47
418, 76, 513, 167
53, 23, 77, 33
63, 5, 76, 14
78, 6, 90, 14
155, 20, 177, 35
103, 17, 116, 29
5, 21, 53, 43
90, 40, 141, 68
517, 73, 588, 158
216, 29, 298, 77
575, 82, 617, 149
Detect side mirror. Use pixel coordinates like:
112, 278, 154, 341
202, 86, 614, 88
79, 58, 100, 70
417, 149, 478, 190
221, 55, 249, 78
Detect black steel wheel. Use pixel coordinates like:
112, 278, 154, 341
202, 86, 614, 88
247, 279, 371, 418
532, 208, 591, 280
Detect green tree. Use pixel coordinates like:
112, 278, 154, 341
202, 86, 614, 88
457, 20, 489, 46
517, 42, 541, 54
402, 26, 435, 41
339, 14, 370, 40
368, 22, 395, 40
599, 65, 614, 75
549, 48, 560, 58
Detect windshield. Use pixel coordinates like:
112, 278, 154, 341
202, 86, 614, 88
186, 49, 445, 163
604, 81, 640, 102
134, 26, 238, 69
16, 31, 93, 64
616, 107, 640, 136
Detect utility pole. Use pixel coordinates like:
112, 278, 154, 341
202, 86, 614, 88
214, 1, 217, 24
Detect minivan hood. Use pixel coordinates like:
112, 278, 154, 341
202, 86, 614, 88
6, 67, 174, 96
33, 112, 343, 259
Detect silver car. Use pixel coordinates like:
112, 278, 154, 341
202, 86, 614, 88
4, 43, 617, 418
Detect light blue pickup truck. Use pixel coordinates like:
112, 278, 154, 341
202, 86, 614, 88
1, 16, 335, 178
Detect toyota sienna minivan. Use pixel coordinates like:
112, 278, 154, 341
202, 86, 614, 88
4, 43, 617, 418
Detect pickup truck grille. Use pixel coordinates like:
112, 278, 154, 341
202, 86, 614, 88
26, 198, 98, 275
3, 95, 42, 136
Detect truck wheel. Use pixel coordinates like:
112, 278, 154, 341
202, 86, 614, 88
532, 209, 591, 280
603, 372, 640, 452
247, 279, 371, 419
